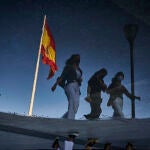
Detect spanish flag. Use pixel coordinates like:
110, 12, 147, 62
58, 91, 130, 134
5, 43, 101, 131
41, 17, 58, 79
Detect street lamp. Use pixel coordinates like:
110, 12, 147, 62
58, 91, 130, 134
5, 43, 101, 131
123, 24, 138, 119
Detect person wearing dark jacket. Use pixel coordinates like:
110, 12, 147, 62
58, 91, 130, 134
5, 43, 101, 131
51, 54, 82, 119
51, 137, 61, 150
84, 68, 107, 119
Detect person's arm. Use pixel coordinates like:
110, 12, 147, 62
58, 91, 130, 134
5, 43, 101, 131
122, 86, 141, 101
51, 66, 68, 91
51, 77, 62, 92
87, 85, 91, 96
84, 85, 92, 103
99, 80, 107, 92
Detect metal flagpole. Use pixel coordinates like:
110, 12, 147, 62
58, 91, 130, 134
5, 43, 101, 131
28, 15, 46, 116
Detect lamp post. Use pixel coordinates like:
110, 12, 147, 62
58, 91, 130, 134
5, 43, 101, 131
123, 24, 138, 119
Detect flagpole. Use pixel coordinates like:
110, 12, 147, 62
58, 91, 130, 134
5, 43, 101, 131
28, 15, 46, 116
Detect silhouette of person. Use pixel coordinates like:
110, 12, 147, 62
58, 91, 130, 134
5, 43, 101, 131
104, 142, 111, 150
85, 138, 98, 150
64, 133, 79, 150
51, 54, 82, 119
52, 137, 61, 150
84, 68, 107, 119
107, 72, 140, 118
125, 142, 134, 150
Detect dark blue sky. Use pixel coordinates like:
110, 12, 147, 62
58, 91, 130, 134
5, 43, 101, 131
0, 0, 150, 119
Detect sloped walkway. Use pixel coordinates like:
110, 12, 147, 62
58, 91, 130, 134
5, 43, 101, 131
0, 112, 150, 149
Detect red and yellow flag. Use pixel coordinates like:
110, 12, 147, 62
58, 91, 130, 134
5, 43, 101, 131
41, 19, 58, 79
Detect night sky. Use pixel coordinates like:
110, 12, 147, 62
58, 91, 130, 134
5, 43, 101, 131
0, 0, 150, 119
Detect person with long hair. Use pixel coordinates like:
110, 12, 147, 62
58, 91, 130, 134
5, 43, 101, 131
84, 68, 107, 120
51, 54, 82, 119
51, 137, 61, 150
107, 71, 140, 118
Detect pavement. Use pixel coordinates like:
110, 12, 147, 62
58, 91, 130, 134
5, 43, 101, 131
0, 112, 150, 149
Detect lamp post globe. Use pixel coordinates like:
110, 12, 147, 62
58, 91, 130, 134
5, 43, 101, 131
124, 24, 138, 44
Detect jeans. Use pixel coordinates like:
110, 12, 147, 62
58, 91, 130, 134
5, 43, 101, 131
63, 82, 80, 119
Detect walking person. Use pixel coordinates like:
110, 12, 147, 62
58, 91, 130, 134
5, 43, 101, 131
85, 138, 98, 150
51, 137, 61, 150
64, 133, 79, 150
51, 54, 82, 119
104, 142, 111, 150
125, 142, 134, 150
107, 71, 140, 118
84, 68, 107, 120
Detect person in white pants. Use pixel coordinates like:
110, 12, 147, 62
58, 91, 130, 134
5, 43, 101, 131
64, 133, 79, 150
112, 97, 124, 118
51, 54, 82, 120
107, 72, 140, 118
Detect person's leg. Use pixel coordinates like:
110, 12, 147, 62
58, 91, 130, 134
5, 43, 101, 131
89, 100, 95, 117
116, 97, 124, 117
89, 94, 102, 118
73, 82, 80, 115
112, 97, 124, 118
62, 112, 68, 118
65, 82, 80, 119
62, 89, 69, 118
84, 98, 96, 119
84, 100, 93, 118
